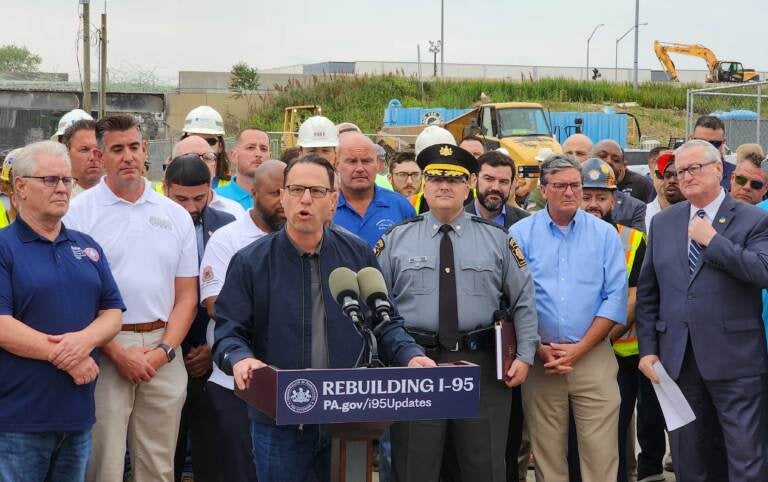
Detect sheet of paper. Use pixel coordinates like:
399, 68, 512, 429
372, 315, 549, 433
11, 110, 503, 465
651, 361, 696, 431
494, 323, 503, 380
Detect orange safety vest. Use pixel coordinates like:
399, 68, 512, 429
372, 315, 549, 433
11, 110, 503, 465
612, 224, 645, 357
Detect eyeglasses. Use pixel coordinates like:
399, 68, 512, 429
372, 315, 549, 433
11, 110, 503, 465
192, 152, 217, 163
392, 171, 422, 181
22, 175, 77, 188
692, 138, 724, 149
733, 175, 765, 190
676, 160, 717, 178
547, 182, 582, 193
655, 170, 678, 180
284, 184, 334, 198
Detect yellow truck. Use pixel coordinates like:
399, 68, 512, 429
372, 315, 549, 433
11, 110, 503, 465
378, 101, 562, 185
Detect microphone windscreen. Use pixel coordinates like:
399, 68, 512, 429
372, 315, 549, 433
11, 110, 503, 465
357, 266, 389, 304
329, 267, 360, 304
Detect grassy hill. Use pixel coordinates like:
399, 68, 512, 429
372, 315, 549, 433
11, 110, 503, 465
250, 75, 701, 147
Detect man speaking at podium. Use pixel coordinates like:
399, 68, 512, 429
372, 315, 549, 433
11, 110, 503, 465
377, 144, 540, 482
212, 154, 434, 482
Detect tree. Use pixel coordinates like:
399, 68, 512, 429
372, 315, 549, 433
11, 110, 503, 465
0, 44, 42, 72
229, 62, 261, 118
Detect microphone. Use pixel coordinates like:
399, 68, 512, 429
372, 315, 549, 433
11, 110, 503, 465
329, 267, 364, 324
357, 267, 394, 326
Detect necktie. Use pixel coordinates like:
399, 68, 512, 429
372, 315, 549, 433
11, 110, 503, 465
438, 224, 459, 350
688, 209, 706, 275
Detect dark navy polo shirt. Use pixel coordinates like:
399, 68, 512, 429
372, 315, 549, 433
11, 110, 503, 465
0, 216, 125, 432
333, 186, 416, 247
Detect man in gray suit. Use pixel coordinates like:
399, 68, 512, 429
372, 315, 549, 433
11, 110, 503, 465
637, 139, 768, 482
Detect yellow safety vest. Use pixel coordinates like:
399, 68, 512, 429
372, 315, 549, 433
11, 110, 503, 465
0, 205, 9, 229
612, 224, 645, 357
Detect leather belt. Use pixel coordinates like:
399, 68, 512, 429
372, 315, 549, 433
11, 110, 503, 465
407, 326, 493, 353
121, 320, 166, 333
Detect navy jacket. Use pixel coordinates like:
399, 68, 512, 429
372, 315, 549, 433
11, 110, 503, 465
183, 206, 235, 353
213, 227, 425, 421
637, 195, 768, 381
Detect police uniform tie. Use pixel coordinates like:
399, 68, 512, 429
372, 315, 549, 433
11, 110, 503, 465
438, 224, 459, 350
688, 209, 706, 275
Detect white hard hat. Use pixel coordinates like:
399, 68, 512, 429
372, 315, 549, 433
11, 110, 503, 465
415, 125, 455, 157
55, 109, 94, 137
535, 147, 555, 162
297, 116, 338, 148
182, 106, 225, 136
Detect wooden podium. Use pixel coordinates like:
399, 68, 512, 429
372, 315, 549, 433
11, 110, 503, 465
236, 362, 480, 482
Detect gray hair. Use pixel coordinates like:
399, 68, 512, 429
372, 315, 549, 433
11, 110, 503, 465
540, 154, 581, 185
675, 139, 721, 164
12, 141, 71, 192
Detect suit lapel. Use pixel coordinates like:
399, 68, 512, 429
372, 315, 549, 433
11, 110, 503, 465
677, 202, 692, 277
689, 196, 736, 284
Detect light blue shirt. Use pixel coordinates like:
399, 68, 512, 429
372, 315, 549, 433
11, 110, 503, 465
757, 199, 768, 348
214, 176, 252, 210
473, 199, 506, 227
509, 208, 627, 343
334, 185, 415, 247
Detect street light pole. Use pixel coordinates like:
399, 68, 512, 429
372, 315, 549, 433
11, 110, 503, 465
586, 23, 605, 80
616, 22, 647, 81
440, 0, 444, 78
429, 40, 441, 78
633, 0, 640, 90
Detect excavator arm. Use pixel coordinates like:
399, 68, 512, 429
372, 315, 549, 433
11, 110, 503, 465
653, 41, 720, 82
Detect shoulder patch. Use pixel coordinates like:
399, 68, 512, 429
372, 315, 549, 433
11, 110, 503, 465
508, 237, 527, 268
470, 215, 506, 231
373, 238, 385, 257
382, 214, 425, 236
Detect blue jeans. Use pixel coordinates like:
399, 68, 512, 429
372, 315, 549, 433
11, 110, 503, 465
0, 430, 92, 482
250, 422, 330, 482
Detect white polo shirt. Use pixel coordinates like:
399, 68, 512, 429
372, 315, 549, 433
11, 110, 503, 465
209, 192, 245, 219
64, 178, 198, 325
200, 210, 267, 389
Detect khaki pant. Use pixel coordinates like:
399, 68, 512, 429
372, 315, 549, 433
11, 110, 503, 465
86, 329, 187, 482
522, 339, 620, 482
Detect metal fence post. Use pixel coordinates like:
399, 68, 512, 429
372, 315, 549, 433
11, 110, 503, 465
757, 84, 762, 148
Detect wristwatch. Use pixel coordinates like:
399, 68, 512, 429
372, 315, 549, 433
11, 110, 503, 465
157, 343, 176, 363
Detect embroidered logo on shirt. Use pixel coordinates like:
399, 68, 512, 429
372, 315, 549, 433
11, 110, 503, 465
373, 238, 385, 257
71, 246, 85, 260
83, 247, 100, 262
149, 216, 172, 230
509, 237, 527, 269
201, 265, 214, 283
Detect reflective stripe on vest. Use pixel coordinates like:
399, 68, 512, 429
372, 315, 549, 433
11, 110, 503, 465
612, 224, 645, 357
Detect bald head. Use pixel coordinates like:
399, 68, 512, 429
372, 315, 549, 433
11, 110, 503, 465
562, 134, 593, 162
252, 159, 286, 189
172, 135, 214, 158
337, 132, 376, 156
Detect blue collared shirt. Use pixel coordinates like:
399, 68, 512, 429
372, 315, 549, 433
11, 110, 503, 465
509, 208, 627, 343
757, 199, 768, 347
333, 186, 415, 247
473, 199, 506, 227
215, 176, 252, 210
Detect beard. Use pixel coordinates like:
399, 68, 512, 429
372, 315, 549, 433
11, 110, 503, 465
255, 200, 286, 233
477, 188, 509, 212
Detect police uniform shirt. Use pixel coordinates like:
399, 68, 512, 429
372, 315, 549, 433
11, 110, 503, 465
64, 178, 199, 324
200, 211, 267, 390
377, 211, 540, 364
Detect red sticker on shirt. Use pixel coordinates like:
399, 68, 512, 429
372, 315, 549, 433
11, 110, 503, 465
83, 247, 100, 262
202, 265, 214, 283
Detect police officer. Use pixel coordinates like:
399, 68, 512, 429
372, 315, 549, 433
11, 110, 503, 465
377, 144, 539, 482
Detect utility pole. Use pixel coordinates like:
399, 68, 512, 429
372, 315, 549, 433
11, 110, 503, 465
440, 0, 444, 78
81, 0, 92, 113
633, 0, 640, 90
99, 12, 107, 118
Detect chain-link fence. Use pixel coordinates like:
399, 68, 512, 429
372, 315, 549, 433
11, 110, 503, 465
686, 81, 768, 154
146, 131, 420, 181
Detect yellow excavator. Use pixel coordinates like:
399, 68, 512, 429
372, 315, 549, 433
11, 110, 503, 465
281, 104, 322, 149
653, 40, 760, 83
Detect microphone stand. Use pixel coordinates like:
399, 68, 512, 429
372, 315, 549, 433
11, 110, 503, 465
342, 302, 384, 368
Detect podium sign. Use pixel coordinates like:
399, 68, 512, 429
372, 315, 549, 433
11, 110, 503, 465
237, 362, 480, 426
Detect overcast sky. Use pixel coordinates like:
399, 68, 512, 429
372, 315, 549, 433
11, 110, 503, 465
4, 0, 766, 84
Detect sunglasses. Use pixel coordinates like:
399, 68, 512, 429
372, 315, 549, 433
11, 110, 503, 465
734, 175, 765, 190
693, 138, 723, 149
204, 138, 219, 147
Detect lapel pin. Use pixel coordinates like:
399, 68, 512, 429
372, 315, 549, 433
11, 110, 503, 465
718, 217, 726, 224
